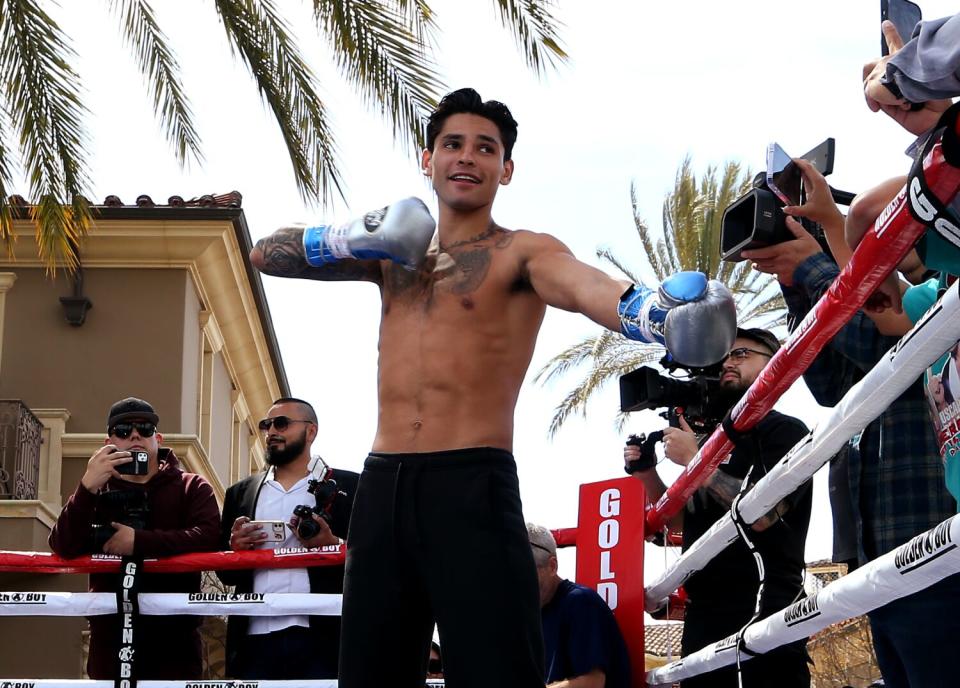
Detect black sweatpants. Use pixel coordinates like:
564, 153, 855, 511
338, 447, 545, 688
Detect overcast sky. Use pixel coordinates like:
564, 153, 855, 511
37, 0, 958, 589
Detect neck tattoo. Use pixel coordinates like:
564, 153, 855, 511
438, 222, 497, 252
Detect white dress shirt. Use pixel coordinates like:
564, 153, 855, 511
248, 467, 312, 635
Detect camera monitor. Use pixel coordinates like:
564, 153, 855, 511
720, 138, 835, 262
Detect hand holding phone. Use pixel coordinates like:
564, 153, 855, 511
248, 520, 287, 543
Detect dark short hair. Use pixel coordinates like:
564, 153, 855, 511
272, 397, 318, 424
426, 88, 518, 161
735, 327, 780, 355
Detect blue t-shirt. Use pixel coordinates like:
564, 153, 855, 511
541, 579, 631, 688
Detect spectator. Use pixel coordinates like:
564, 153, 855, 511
218, 397, 358, 680
627, 329, 812, 687
745, 214, 960, 686
527, 523, 630, 688
48, 397, 220, 680
427, 640, 443, 681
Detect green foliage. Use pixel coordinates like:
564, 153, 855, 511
536, 158, 787, 436
0, 0, 567, 271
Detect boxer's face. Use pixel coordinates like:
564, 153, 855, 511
421, 113, 514, 211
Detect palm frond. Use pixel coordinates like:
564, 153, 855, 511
545, 344, 661, 438
0, 112, 16, 251
215, 0, 342, 204
486, 0, 568, 77
630, 181, 663, 280
389, 0, 438, 45
0, 0, 91, 271
313, 0, 443, 155
108, 0, 202, 166
596, 246, 640, 284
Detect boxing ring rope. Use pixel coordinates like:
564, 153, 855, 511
645, 278, 960, 610
644, 116, 960, 535
0, 545, 344, 575
647, 513, 960, 685
0, 591, 342, 617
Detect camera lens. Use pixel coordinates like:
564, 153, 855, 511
294, 505, 321, 540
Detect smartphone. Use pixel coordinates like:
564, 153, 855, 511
766, 143, 803, 207
114, 448, 149, 476
249, 520, 287, 542
881, 0, 922, 55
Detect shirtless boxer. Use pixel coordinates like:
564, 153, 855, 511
251, 88, 735, 687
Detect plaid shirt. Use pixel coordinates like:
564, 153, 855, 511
782, 252, 956, 564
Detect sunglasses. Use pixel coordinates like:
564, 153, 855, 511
723, 347, 772, 363
110, 421, 157, 439
257, 416, 315, 433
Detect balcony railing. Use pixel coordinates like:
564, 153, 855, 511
0, 400, 42, 500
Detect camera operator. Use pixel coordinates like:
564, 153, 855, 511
48, 397, 220, 680
626, 329, 811, 688
218, 397, 358, 680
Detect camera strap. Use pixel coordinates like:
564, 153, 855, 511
728, 468, 764, 688
115, 555, 144, 688
906, 101, 960, 250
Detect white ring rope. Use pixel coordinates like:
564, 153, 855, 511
645, 280, 960, 610
647, 513, 960, 686
0, 592, 342, 617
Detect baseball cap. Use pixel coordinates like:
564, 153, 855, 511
735, 327, 781, 356
107, 397, 159, 430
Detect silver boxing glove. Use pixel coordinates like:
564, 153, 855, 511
303, 197, 436, 271
618, 271, 737, 367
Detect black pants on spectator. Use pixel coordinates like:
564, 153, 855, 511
681, 599, 810, 688
339, 448, 545, 688
232, 625, 338, 679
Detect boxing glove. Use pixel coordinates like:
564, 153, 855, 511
303, 197, 436, 270
618, 271, 737, 367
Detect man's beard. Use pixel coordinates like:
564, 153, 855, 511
264, 432, 307, 467
717, 376, 750, 408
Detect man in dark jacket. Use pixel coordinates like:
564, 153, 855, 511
48, 397, 220, 680
218, 397, 358, 680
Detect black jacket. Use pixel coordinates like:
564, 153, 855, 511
217, 466, 358, 676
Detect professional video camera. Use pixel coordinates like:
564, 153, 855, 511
90, 489, 150, 551
719, 138, 853, 262
293, 457, 344, 540
619, 357, 726, 435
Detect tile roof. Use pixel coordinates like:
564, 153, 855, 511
645, 622, 684, 657
6, 191, 242, 209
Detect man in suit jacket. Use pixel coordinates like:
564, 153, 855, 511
218, 397, 358, 680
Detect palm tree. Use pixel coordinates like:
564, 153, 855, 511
536, 157, 786, 436
0, 0, 567, 271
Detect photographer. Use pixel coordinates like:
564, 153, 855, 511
626, 329, 811, 688
48, 397, 220, 680
218, 397, 358, 680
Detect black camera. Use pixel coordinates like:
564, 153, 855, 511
619, 363, 726, 435
114, 448, 150, 476
720, 138, 838, 262
90, 489, 149, 551
294, 465, 341, 541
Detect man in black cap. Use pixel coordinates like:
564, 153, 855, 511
625, 328, 813, 687
49, 397, 220, 680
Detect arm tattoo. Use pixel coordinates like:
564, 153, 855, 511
705, 470, 792, 530
253, 227, 382, 283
